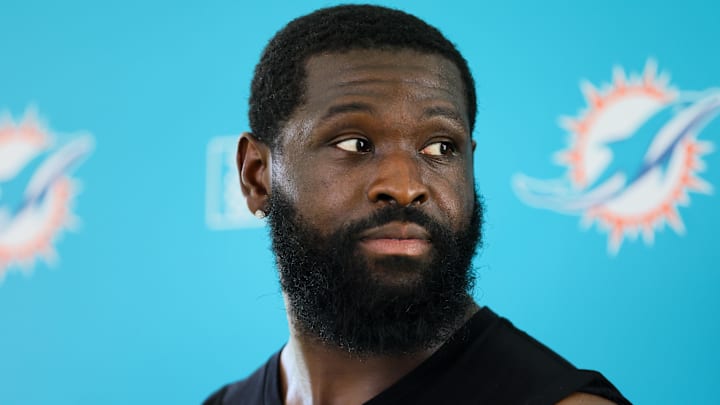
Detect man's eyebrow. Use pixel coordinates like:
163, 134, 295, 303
422, 106, 468, 130
320, 102, 375, 122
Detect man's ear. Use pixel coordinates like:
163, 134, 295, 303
237, 132, 271, 214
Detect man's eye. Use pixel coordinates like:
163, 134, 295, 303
421, 141, 456, 156
335, 138, 372, 153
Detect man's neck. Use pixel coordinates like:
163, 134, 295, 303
279, 302, 479, 405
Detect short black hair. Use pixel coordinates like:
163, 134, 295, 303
249, 4, 477, 149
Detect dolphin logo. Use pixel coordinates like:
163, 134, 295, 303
0, 110, 93, 281
513, 62, 717, 254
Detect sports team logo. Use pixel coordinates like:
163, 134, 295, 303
513, 61, 719, 254
0, 109, 93, 281
205, 135, 263, 230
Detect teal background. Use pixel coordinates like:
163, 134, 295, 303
1, 0, 718, 403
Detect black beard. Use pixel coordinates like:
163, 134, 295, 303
267, 189, 483, 356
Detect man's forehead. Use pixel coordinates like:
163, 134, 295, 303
303, 49, 464, 93
298, 49, 468, 119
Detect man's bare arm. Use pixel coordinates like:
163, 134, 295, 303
557, 392, 618, 405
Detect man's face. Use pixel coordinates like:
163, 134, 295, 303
266, 49, 481, 354
275, 49, 475, 242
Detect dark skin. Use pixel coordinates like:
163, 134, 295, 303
238, 49, 615, 405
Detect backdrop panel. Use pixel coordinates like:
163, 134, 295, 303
1, 1, 718, 404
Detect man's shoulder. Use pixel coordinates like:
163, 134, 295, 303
427, 307, 631, 404
202, 351, 281, 405
479, 309, 630, 404
458, 308, 578, 379
201, 373, 262, 405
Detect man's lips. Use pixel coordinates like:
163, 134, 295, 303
358, 222, 431, 256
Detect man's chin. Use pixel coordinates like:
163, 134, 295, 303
359, 252, 435, 284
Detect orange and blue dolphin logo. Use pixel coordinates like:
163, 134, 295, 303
0, 110, 93, 280
514, 62, 718, 254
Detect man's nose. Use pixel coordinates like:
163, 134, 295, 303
367, 152, 429, 206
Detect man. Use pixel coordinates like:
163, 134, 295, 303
205, 5, 630, 405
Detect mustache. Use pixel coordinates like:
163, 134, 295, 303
342, 205, 447, 243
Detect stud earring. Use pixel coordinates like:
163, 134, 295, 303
254, 209, 266, 219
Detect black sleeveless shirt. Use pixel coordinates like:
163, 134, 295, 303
204, 307, 631, 404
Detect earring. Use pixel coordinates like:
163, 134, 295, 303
254, 209, 266, 219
